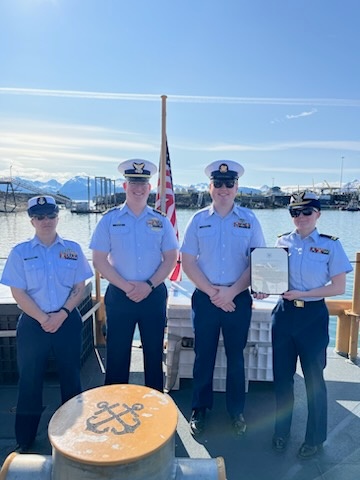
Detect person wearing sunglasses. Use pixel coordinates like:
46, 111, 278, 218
0, 195, 93, 453
181, 160, 266, 436
271, 191, 352, 459
90, 159, 178, 393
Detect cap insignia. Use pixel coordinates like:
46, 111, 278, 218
219, 164, 228, 173
291, 192, 305, 204
133, 162, 145, 174
37, 197, 46, 205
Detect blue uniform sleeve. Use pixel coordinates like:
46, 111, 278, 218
161, 216, 179, 252
89, 214, 112, 252
0, 247, 27, 289
180, 213, 199, 256
328, 240, 353, 277
71, 243, 94, 283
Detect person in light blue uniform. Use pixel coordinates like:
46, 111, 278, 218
271, 191, 353, 459
0, 196, 93, 453
90, 159, 178, 392
181, 160, 266, 436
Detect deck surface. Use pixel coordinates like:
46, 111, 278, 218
0, 344, 359, 480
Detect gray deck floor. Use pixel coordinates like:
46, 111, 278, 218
0, 346, 359, 480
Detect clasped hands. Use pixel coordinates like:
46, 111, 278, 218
210, 286, 236, 312
126, 281, 153, 303
41, 310, 68, 333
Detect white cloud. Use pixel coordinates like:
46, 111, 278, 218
1, 87, 360, 108
286, 109, 318, 120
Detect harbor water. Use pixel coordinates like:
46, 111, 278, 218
1, 207, 360, 347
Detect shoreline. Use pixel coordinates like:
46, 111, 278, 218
1, 191, 358, 213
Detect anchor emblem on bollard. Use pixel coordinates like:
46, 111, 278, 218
86, 401, 144, 435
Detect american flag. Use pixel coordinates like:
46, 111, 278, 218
155, 139, 182, 281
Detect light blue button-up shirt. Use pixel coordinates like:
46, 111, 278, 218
1, 235, 93, 312
180, 204, 266, 285
89, 204, 178, 281
276, 228, 353, 300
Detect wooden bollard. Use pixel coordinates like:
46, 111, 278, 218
335, 311, 351, 357
334, 252, 360, 361
347, 251, 360, 361
48, 385, 178, 480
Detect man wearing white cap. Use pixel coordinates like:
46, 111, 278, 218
181, 160, 266, 435
1, 195, 93, 453
90, 159, 178, 392
271, 191, 352, 458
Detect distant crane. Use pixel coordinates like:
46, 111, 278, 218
321, 180, 338, 195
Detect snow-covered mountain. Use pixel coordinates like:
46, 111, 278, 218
1, 176, 359, 201
0, 176, 125, 201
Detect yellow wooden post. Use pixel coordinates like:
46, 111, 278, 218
344, 251, 360, 361
327, 298, 352, 356
335, 312, 351, 357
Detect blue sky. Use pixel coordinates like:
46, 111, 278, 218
1, 0, 360, 191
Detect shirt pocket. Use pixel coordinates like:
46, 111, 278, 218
231, 226, 252, 255
231, 225, 252, 238
23, 257, 44, 288
308, 250, 329, 264
146, 228, 163, 251
109, 224, 131, 249
197, 226, 216, 252
58, 260, 78, 287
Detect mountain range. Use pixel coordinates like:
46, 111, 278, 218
1, 176, 359, 201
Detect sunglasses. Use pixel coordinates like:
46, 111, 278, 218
289, 207, 318, 218
31, 214, 58, 221
212, 179, 236, 189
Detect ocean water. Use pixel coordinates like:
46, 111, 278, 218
1, 207, 360, 346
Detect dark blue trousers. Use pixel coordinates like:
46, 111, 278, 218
272, 299, 329, 446
15, 311, 82, 447
191, 289, 252, 417
104, 283, 167, 392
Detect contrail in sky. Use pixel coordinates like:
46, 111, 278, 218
1, 87, 360, 107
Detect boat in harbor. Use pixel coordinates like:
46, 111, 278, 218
70, 200, 104, 214
342, 195, 360, 211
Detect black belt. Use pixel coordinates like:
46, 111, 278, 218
284, 299, 325, 308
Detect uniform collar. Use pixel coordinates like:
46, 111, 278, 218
293, 227, 319, 241
118, 202, 152, 218
31, 234, 65, 248
208, 202, 236, 217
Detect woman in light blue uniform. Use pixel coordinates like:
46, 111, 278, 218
90, 159, 178, 392
271, 191, 352, 459
181, 160, 266, 436
0, 196, 93, 453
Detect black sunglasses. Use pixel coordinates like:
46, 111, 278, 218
212, 179, 236, 189
31, 214, 58, 221
289, 207, 318, 218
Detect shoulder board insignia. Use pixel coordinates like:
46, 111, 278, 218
103, 206, 120, 215
278, 232, 291, 238
152, 208, 167, 217
319, 233, 338, 241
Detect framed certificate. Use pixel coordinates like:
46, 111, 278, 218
250, 247, 289, 295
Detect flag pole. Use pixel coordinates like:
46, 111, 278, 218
159, 95, 167, 213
